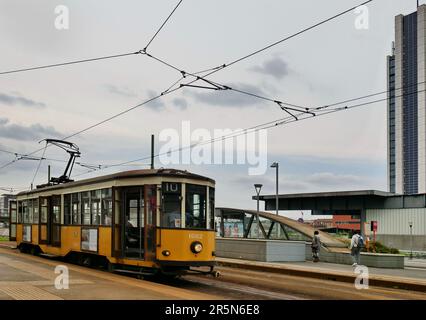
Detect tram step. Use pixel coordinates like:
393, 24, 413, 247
39, 253, 61, 259
113, 269, 154, 276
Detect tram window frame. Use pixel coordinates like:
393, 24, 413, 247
18, 201, 22, 223
101, 188, 112, 226
185, 184, 207, 229
33, 199, 39, 224
71, 193, 81, 225
209, 187, 215, 230
40, 198, 48, 224
28, 200, 33, 224
162, 182, 182, 228
51, 197, 61, 224
91, 190, 101, 225
22, 201, 29, 224
81, 192, 91, 225
64, 194, 71, 225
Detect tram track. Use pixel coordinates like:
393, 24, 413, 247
1, 246, 426, 300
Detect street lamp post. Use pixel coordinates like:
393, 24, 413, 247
270, 162, 279, 216
254, 184, 263, 239
409, 221, 413, 260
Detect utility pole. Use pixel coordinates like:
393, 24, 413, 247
409, 221, 413, 259
48, 165, 51, 183
151, 134, 155, 170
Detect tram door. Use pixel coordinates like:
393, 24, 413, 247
144, 185, 157, 261
123, 188, 144, 259
8, 200, 17, 241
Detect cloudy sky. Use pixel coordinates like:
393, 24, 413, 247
0, 0, 419, 219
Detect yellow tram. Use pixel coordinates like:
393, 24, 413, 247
9, 169, 217, 276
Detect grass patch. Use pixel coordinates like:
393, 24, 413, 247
0, 236, 9, 241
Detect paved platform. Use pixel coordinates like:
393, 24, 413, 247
216, 257, 426, 293
0, 246, 219, 300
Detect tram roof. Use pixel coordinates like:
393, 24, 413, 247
18, 168, 215, 196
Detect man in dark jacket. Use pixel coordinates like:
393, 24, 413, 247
311, 231, 321, 262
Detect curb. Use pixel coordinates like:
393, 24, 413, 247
216, 258, 426, 293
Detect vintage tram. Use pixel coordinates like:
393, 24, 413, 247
9, 169, 217, 276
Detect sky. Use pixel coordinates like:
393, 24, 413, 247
0, 0, 420, 219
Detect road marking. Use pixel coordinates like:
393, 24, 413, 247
0, 284, 62, 300
0, 247, 221, 300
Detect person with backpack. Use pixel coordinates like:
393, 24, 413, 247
350, 230, 364, 266
311, 230, 321, 262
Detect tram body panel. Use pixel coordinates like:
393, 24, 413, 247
156, 229, 215, 263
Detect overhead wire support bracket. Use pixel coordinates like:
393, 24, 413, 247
275, 101, 316, 117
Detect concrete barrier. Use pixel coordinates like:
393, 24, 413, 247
305, 244, 405, 269
216, 238, 306, 262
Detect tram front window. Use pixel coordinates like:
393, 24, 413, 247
163, 193, 181, 228
185, 184, 206, 229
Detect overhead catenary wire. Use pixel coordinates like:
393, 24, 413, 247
0, 51, 142, 76
75, 84, 425, 178
0, 0, 374, 176
143, 0, 184, 52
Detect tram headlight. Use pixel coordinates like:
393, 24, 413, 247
190, 241, 203, 254
162, 250, 171, 257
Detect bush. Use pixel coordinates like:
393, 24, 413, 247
366, 241, 400, 254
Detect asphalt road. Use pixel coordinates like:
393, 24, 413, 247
0, 246, 425, 300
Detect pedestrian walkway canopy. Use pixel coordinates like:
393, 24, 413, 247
255, 190, 426, 214
215, 207, 347, 249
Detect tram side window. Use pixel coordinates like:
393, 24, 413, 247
81, 192, 91, 225
91, 190, 101, 225
51, 197, 61, 224
185, 184, 206, 229
162, 182, 182, 228
40, 199, 48, 223
101, 188, 112, 226
28, 200, 33, 224
18, 201, 22, 223
72, 193, 81, 225
32, 199, 39, 224
22, 201, 29, 224
64, 194, 71, 225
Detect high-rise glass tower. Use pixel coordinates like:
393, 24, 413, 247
388, 5, 426, 194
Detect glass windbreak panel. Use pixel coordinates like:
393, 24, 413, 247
64, 195, 71, 225
81, 192, 91, 225
247, 214, 265, 239
101, 188, 112, 226
185, 184, 206, 229
269, 222, 288, 240
283, 225, 310, 241
33, 199, 39, 224
52, 197, 61, 224
209, 187, 215, 230
214, 212, 222, 236
259, 217, 272, 238
222, 212, 245, 238
72, 193, 80, 225
162, 182, 182, 228
91, 190, 101, 225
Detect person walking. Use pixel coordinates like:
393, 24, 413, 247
311, 230, 321, 262
350, 230, 364, 266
